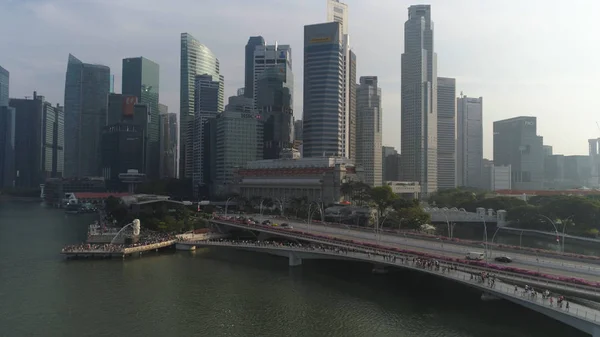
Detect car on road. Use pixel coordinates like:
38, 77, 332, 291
465, 252, 485, 260
262, 220, 271, 225
280, 223, 293, 229
494, 256, 513, 263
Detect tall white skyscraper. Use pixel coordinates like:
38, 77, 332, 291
401, 5, 438, 195
437, 77, 456, 190
327, 0, 356, 160
356, 76, 382, 187
456, 94, 483, 188
327, 0, 348, 35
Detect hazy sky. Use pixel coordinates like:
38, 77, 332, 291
1, 0, 599, 158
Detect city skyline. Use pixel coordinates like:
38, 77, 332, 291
2, 0, 599, 158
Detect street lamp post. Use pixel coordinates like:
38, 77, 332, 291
481, 216, 489, 262
259, 199, 266, 218
225, 197, 234, 216
538, 214, 561, 252
519, 230, 524, 249
557, 215, 575, 253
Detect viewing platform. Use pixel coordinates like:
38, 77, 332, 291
62, 240, 176, 259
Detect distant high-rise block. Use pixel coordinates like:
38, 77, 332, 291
294, 120, 303, 141
106, 93, 138, 126
122, 57, 160, 180
193, 74, 223, 196
101, 123, 144, 191
256, 60, 294, 159
0, 106, 15, 188
493, 116, 544, 190
401, 5, 438, 195
0, 66, 8, 107
303, 22, 344, 158
159, 106, 177, 179
437, 77, 456, 190
64, 54, 110, 178
457, 95, 483, 188
382, 146, 401, 182
244, 36, 265, 99
180, 33, 223, 179
10, 92, 64, 187
215, 95, 263, 196
253, 44, 292, 106
356, 76, 382, 187
327, 0, 348, 35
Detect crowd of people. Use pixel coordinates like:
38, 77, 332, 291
62, 243, 125, 253
63, 231, 175, 254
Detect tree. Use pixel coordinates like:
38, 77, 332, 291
392, 198, 419, 211
428, 188, 479, 208
389, 207, 431, 230
369, 185, 397, 218
459, 196, 526, 212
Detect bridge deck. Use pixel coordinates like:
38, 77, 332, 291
183, 240, 600, 332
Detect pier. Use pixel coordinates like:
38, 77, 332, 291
62, 239, 177, 259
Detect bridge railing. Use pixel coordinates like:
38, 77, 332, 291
187, 240, 600, 324
209, 219, 600, 294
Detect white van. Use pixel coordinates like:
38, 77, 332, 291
465, 252, 485, 260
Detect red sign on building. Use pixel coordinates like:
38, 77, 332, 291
122, 96, 138, 116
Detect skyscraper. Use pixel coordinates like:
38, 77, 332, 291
493, 116, 544, 190
437, 77, 456, 190
193, 74, 223, 196
252, 43, 292, 108
244, 36, 265, 99
64, 54, 110, 178
9, 92, 64, 187
356, 76, 382, 187
122, 57, 160, 180
215, 95, 263, 196
327, 0, 348, 35
327, 0, 355, 159
294, 120, 303, 141
256, 63, 294, 159
401, 5, 438, 195
180, 33, 223, 179
0, 105, 15, 188
159, 104, 178, 179
303, 22, 344, 158
0, 66, 8, 107
382, 146, 402, 182
0, 66, 14, 188
457, 95, 483, 188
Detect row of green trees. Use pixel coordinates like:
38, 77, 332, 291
428, 188, 600, 236
105, 196, 208, 233
339, 181, 430, 230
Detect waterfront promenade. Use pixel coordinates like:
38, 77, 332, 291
62, 232, 176, 259
181, 238, 600, 336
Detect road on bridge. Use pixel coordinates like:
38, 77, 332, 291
248, 215, 600, 283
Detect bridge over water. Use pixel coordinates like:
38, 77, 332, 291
182, 237, 600, 336
202, 218, 600, 336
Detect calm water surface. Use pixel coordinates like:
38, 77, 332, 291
0, 201, 586, 337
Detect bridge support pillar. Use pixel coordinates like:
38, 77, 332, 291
288, 252, 302, 267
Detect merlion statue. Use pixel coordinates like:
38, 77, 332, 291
132, 219, 141, 236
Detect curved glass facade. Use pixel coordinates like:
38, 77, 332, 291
180, 33, 223, 178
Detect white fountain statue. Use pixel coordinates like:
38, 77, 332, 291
132, 219, 141, 236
